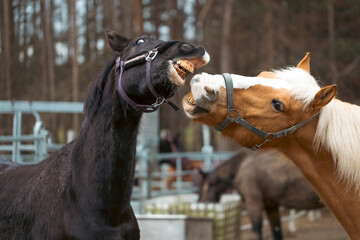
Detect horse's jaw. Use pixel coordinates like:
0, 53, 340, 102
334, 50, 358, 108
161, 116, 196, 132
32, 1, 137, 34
167, 51, 210, 86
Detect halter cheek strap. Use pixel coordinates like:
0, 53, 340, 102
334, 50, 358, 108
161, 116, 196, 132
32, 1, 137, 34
116, 45, 179, 113
216, 73, 320, 150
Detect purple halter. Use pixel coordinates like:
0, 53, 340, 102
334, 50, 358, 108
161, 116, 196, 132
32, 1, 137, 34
115, 46, 179, 113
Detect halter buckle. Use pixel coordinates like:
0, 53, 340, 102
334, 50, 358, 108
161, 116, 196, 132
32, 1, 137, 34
252, 139, 270, 151
115, 57, 121, 70
151, 96, 166, 109
146, 50, 158, 61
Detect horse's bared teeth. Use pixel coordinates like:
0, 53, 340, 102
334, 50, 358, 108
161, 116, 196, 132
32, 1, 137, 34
173, 64, 187, 78
176, 60, 194, 73
186, 92, 196, 105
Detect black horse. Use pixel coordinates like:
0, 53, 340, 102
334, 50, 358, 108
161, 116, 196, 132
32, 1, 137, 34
198, 148, 323, 240
0, 31, 208, 240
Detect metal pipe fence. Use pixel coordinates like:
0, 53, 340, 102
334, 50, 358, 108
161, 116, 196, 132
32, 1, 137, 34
0, 101, 83, 162
0, 101, 318, 232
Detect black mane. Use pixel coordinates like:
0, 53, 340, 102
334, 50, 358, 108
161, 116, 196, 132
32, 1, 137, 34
84, 56, 117, 120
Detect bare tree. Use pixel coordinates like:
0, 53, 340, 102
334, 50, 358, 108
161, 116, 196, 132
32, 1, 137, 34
151, 0, 161, 38
220, 0, 234, 73
133, 0, 144, 36
260, 0, 275, 69
166, 0, 185, 40
70, 0, 79, 132
120, 0, 134, 37
2, 0, 12, 99
40, 0, 56, 133
85, 0, 95, 62
102, 0, 117, 31
328, 0, 338, 84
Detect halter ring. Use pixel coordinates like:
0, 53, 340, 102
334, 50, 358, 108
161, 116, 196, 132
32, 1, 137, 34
146, 50, 158, 61
227, 110, 239, 121
151, 96, 166, 108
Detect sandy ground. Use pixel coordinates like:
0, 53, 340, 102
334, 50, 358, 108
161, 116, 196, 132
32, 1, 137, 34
240, 208, 348, 240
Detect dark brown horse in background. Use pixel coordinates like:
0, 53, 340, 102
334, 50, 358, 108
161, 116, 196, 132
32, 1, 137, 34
0, 31, 208, 239
198, 148, 323, 240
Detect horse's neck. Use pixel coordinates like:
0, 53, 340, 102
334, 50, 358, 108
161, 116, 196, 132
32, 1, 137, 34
272, 130, 360, 237
70, 100, 142, 221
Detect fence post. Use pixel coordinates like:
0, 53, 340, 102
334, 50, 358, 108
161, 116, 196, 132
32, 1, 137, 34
139, 148, 150, 213
12, 111, 22, 163
202, 126, 213, 171
288, 209, 297, 233
176, 154, 182, 190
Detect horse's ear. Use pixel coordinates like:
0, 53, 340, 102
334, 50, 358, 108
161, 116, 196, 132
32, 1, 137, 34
296, 52, 311, 73
106, 31, 129, 52
312, 85, 337, 110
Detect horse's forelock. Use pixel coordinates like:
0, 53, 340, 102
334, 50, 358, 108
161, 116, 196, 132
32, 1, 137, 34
274, 67, 321, 108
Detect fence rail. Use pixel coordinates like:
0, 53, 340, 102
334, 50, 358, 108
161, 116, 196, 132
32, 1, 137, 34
0, 101, 84, 113
0, 101, 317, 232
0, 101, 83, 162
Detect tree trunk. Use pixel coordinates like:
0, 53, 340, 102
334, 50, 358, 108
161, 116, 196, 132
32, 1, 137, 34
102, 0, 117, 31
328, 0, 338, 84
40, 0, 55, 101
166, 0, 185, 40
261, 0, 275, 69
40, 0, 48, 100
195, 0, 214, 44
151, 0, 161, 38
71, 0, 79, 132
48, 0, 55, 102
133, 0, 144, 36
120, 0, 133, 37
220, 0, 234, 73
84, 0, 93, 62
3, 0, 12, 99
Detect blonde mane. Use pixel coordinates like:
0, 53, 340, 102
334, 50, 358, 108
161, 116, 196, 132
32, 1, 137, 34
274, 67, 360, 189
314, 100, 360, 188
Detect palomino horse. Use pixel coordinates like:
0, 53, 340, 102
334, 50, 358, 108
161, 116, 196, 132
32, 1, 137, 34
198, 148, 323, 240
182, 53, 360, 238
0, 31, 209, 239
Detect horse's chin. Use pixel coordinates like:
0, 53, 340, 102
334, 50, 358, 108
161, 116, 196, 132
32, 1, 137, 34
169, 65, 186, 86
182, 92, 210, 119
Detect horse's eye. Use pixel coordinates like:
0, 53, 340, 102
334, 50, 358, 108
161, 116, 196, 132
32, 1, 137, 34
136, 39, 145, 45
272, 99, 285, 112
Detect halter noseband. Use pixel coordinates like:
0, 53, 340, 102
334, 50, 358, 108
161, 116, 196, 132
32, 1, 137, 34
115, 42, 179, 113
215, 73, 320, 150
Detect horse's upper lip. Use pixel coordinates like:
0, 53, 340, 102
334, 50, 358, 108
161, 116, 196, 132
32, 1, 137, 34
173, 58, 208, 77
168, 52, 209, 86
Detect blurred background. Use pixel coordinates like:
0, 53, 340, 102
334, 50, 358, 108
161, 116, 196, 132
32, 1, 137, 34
0, 0, 359, 151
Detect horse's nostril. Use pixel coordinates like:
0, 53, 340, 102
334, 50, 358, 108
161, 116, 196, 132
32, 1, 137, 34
180, 43, 194, 51
192, 77, 201, 83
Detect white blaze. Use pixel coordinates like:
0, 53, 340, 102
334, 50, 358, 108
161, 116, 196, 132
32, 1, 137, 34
190, 72, 291, 105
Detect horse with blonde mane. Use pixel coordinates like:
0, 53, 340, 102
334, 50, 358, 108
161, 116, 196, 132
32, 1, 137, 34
182, 53, 360, 239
